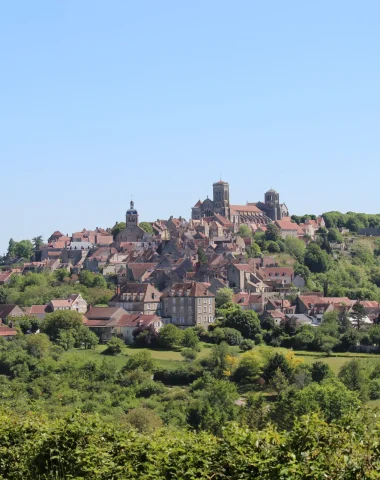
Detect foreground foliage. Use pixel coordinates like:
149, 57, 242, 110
1, 409, 380, 479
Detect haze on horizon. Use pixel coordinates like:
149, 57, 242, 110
1, 0, 379, 254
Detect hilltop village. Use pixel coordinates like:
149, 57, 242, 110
1, 179, 380, 345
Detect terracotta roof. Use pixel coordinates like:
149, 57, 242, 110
23, 305, 48, 315
50, 299, 72, 308
0, 271, 12, 283
162, 282, 214, 298
275, 220, 302, 232
193, 200, 202, 208
299, 296, 329, 308
268, 309, 285, 319
0, 327, 17, 336
117, 314, 161, 327
51, 231, 64, 237
233, 264, 255, 273
230, 204, 262, 214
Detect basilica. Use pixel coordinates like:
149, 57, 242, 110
191, 180, 289, 227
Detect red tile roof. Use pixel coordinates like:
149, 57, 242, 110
0, 327, 17, 336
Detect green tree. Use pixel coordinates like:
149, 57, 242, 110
32, 236, 44, 249
111, 221, 126, 239
269, 367, 289, 394
125, 407, 163, 433
351, 302, 366, 330
139, 222, 154, 235
197, 247, 208, 264
221, 327, 243, 346
265, 241, 280, 253
265, 223, 280, 242
263, 352, 293, 382
158, 324, 183, 349
223, 309, 261, 339
76, 326, 99, 349
181, 348, 198, 361
181, 329, 200, 350
56, 330, 76, 350
338, 359, 369, 401
327, 228, 343, 243
215, 287, 234, 308
41, 310, 83, 341
238, 224, 251, 237
246, 242, 262, 257
123, 350, 156, 372
311, 361, 333, 383
284, 236, 306, 262
13, 240, 34, 259
25, 334, 51, 358
304, 243, 331, 273
103, 336, 124, 355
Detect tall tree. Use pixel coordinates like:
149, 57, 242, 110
351, 302, 366, 330
32, 236, 44, 249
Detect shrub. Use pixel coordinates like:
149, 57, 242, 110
103, 337, 124, 355
240, 339, 255, 351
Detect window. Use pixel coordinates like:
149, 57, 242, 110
173, 306, 176, 313
172, 298, 176, 305
203, 298, 207, 304
208, 316, 213, 323
198, 299, 201, 305
172, 316, 177, 323
198, 316, 202, 323
203, 316, 207, 323
180, 316, 185, 324
209, 306, 212, 313
180, 307, 184, 314
147, 303, 150, 310
208, 298, 211, 305
203, 306, 207, 313
198, 306, 202, 313
188, 306, 192, 313
180, 298, 184, 305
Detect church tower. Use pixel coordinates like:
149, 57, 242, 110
264, 189, 279, 221
126, 200, 139, 226
213, 180, 230, 219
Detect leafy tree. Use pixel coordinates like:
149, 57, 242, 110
338, 359, 369, 401
197, 247, 208, 264
133, 324, 158, 347
139, 222, 154, 235
223, 309, 261, 339
10, 240, 34, 260
16, 315, 40, 334
187, 378, 239, 434
265, 241, 280, 253
56, 330, 76, 351
111, 221, 126, 239
269, 367, 289, 393
25, 334, 51, 358
265, 223, 280, 242
351, 302, 366, 330
103, 336, 125, 355
246, 242, 261, 257
238, 224, 251, 237
123, 351, 156, 372
6, 238, 17, 258
284, 236, 306, 262
233, 349, 265, 384
41, 310, 83, 341
369, 325, 380, 346
239, 339, 255, 351
215, 287, 234, 308
158, 324, 183, 349
327, 228, 343, 243
181, 348, 198, 361
263, 352, 293, 382
181, 329, 200, 350
75, 326, 99, 349
79, 271, 107, 289
221, 327, 243, 346
304, 243, 331, 273
32, 236, 44, 249
311, 361, 333, 383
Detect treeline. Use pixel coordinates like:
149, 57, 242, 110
292, 211, 380, 233
1, 408, 380, 479
0, 270, 115, 306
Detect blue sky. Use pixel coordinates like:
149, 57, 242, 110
1, 1, 379, 254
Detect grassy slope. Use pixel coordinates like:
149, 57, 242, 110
61, 343, 380, 375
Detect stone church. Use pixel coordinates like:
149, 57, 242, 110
191, 180, 289, 225
116, 201, 146, 243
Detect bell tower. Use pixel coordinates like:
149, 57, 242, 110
126, 200, 139, 226
264, 189, 279, 221
212, 180, 230, 219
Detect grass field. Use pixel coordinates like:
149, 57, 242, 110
61, 342, 380, 375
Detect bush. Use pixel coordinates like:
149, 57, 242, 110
240, 339, 255, 351
181, 348, 198, 361
222, 327, 243, 346
369, 379, 380, 400
154, 366, 202, 386
157, 324, 183, 349
103, 337, 124, 355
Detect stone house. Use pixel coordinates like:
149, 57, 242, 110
47, 294, 87, 313
161, 282, 215, 328
0, 305, 25, 324
83, 307, 126, 343
115, 314, 162, 344
109, 283, 162, 315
